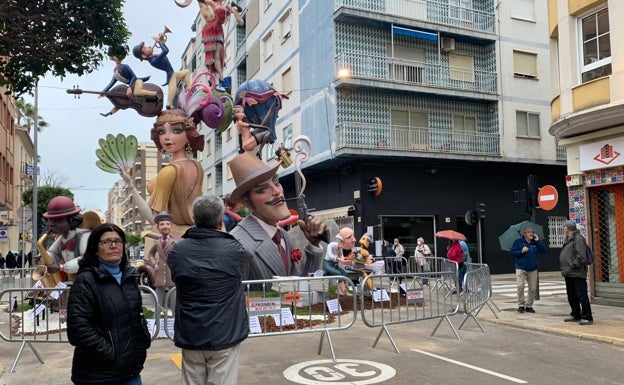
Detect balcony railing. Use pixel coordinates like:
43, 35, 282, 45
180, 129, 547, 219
336, 52, 497, 94
334, 0, 495, 34
336, 122, 501, 156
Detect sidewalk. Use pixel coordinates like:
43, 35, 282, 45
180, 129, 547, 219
481, 272, 624, 346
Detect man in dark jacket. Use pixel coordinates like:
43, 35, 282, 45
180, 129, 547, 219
509, 227, 548, 313
168, 194, 251, 385
559, 220, 593, 325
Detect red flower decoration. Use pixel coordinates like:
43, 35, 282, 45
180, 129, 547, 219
291, 248, 302, 263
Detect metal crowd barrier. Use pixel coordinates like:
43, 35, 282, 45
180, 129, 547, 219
1, 267, 38, 290
457, 263, 492, 331
0, 284, 158, 373
360, 267, 462, 354
163, 275, 357, 361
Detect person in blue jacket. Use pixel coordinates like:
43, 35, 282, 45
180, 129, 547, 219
509, 227, 548, 313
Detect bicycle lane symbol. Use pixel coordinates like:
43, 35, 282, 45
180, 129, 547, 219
283, 359, 396, 384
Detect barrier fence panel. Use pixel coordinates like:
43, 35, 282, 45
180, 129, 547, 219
360, 268, 462, 353
1, 267, 38, 291
163, 275, 357, 361
0, 284, 158, 374
457, 263, 492, 331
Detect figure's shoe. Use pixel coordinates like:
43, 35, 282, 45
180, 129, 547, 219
564, 316, 580, 322
579, 319, 593, 325
100, 112, 112, 117
524, 307, 535, 313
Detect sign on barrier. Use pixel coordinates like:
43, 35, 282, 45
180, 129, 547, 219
163, 275, 358, 361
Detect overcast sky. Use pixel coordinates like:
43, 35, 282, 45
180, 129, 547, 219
23, 2, 201, 211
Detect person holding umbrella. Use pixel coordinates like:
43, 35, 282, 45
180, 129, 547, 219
509, 227, 548, 313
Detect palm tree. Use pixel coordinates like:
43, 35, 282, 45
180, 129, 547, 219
15, 98, 48, 133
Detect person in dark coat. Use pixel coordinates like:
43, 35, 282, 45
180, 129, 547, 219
559, 220, 593, 325
168, 194, 251, 385
67, 223, 151, 385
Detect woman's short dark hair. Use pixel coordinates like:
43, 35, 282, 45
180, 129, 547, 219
78, 223, 128, 272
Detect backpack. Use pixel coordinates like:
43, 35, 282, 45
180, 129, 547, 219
573, 237, 595, 266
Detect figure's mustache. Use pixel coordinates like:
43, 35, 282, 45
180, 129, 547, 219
266, 196, 286, 205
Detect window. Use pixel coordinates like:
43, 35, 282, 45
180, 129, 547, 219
226, 161, 233, 180
391, 109, 428, 149
516, 111, 540, 137
513, 51, 537, 78
226, 127, 232, 141
548, 216, 568, 247
279, 9, 292, 42
206, 139, 211, 155
580, 8, 611, 83
282, 67, 292, 95
264, 142, 274, 160
511, 0, 534, 21
453, 115, 476, 133
206, 173, 212, 190
262, 30, 273, 61
283, 124, 293, 148
449, 53, 475, 82
449, 0, 473, 24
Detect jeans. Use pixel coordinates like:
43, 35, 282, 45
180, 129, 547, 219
564, 276, 593, 321
323, 260, 347, 277
457, 263, 467, 291
516, 269, 538, 307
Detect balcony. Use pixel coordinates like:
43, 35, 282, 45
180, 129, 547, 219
335, 52, 497, 96
334, 0, 495, 34
336, 122, 500, 156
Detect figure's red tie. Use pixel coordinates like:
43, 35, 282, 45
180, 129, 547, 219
160, 237, 167, 250
272, 231, 289, 275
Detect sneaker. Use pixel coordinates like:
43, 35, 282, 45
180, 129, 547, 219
524, 307, 535, 313
563, 316, 580, 322
517, 306, 525, 313
579, 319, 593, 325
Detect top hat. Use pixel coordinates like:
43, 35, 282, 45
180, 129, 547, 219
229, 152, 280, 204
154, 211, 174, 223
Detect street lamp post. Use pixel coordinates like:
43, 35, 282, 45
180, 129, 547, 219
30, 83, 39, 256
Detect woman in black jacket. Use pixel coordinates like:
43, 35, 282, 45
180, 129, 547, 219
67, 223, 151, 385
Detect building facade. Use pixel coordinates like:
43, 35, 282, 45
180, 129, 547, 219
548, 0, 624, 303
117, 142, 162, 234
186, 0, 570, 274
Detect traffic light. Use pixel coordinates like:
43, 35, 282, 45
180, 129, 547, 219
527, 174, 540, 208
475, 202, 486, 220
513, 188, 529, 213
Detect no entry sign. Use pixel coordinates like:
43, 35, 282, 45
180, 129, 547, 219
537, 185, 559, 211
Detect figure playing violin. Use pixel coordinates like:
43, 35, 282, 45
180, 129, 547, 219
100, 45, 158, 117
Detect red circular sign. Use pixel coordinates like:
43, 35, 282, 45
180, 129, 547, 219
537, 185, 559, 211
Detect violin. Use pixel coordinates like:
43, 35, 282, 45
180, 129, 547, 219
67, 83, 164, 117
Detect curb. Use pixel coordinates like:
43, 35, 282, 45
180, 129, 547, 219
480, 316, 624, 347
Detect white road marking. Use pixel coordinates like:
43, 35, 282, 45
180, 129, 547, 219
411, 349, 528, 384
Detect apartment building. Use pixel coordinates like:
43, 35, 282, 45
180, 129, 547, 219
548, 0, 624, 303
187, 0, 569, 273
117, 142, 162, 234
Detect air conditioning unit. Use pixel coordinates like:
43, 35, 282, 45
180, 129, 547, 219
441, 37, 455, 52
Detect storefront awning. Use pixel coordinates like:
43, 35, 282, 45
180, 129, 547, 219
311, 205, 355, 221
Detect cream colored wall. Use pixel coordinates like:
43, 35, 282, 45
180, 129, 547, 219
572, 77, 610, 111
568, 0, 603, 15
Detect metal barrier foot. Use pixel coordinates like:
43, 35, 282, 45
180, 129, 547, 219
10, 340, 45, 373
317, 330, 337, 362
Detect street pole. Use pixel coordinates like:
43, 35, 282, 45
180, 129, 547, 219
31, 83, 39, 256
531, 206, 540, 300
477, 218, 483, 264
